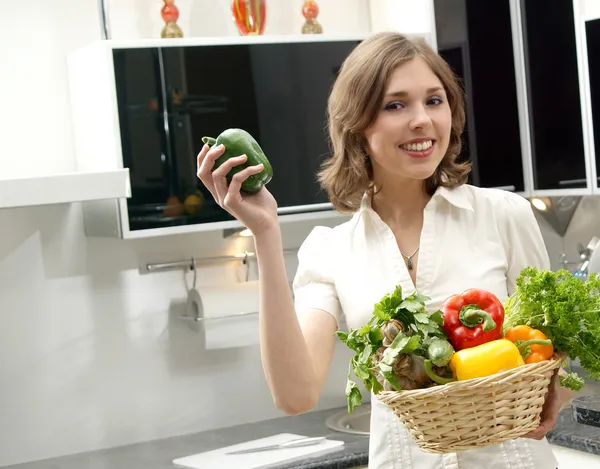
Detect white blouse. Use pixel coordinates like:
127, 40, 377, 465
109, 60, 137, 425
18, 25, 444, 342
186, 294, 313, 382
292, 184, 558, 469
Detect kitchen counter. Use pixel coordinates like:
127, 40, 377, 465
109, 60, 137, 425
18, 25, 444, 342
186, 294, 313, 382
547, 407, 600, 456
4, 400, 600, 469
0, 407, 369, 469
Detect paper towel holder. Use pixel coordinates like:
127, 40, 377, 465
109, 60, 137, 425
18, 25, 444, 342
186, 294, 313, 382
179, 310, 259, 323
142, 248, 297, 276
143, 251, 258, 275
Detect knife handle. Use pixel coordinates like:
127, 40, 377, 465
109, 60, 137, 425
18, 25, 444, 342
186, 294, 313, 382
280, 437, 326, 448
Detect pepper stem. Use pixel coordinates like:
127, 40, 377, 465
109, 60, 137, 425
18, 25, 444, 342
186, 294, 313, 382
202, 136, 217, 147
424, 359, 457, 385
459, 305, 497, 331
514, 339, 553, 360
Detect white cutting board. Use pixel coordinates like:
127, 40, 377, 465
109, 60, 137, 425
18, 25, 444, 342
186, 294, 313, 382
172, 433, 345, 469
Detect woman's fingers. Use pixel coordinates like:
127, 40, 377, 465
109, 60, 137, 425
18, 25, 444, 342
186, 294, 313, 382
197, 144, 226, 195
224, 164, 265, 209
212, 154, 248, 203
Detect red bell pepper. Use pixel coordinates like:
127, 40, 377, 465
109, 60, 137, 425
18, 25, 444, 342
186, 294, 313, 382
440, 289, 504, 351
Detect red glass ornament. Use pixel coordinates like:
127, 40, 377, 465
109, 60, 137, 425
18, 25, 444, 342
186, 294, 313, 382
301, 1, 322, 34
231, 0, 267, 36
161, 0, 183, 38
302, 1, 319, 20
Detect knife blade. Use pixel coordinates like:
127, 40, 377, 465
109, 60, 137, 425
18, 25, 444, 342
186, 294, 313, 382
226, 436, 326, 455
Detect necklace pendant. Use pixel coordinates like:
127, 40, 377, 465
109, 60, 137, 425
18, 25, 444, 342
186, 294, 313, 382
407, 258, 413, 270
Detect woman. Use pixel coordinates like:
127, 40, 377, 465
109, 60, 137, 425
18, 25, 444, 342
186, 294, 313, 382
197, 32, 571, 469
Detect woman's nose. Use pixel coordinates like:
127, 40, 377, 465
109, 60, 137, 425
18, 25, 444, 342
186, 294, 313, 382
409, 106, 433, 130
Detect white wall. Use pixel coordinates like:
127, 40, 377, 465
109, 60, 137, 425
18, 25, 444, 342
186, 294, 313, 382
0, 0, 434, 466
108, 0, 372, 39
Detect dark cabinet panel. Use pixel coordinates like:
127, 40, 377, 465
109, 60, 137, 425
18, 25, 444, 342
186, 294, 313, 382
435, 0, 524, 192
522, 0, 586, 190
112, 40, 359, 232
585, 18, 600, 187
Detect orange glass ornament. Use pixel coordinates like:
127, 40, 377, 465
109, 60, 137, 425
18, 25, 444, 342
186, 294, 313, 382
161, 0, 183, 38
302, 0, 319, 20
302, 1, 322, 34
231, 0, 267, 36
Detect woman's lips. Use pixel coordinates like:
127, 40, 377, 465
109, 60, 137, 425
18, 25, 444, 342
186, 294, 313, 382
399, 140, 435, 158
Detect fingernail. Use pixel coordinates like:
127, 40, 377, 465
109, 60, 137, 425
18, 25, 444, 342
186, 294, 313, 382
217, 144, 224, 149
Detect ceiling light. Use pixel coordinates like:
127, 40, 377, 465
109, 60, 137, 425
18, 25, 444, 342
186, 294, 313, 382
530, 197, 549, 211
223, 227, 253, 238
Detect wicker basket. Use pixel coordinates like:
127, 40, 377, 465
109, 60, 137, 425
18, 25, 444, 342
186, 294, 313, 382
377, 357, 562, 454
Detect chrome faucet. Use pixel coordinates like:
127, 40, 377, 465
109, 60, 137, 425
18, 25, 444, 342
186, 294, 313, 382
572, 236, 600, 279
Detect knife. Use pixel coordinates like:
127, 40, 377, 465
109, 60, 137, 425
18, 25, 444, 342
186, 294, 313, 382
226, 436, 326, 455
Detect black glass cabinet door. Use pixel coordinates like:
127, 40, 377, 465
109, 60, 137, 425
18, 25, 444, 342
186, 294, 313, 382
112, 47, 231, 232
112, 41, 360, 232
522, 0, 587, 190
586, 18, 600, 189
434, 0, 525, 192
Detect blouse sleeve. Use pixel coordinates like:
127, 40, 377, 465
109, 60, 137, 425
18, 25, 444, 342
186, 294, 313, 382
292, 226, 342, 327
498, 192, 551, 295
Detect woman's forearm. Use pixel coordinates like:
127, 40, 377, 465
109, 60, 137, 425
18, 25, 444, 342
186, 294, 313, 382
253, 227, 319, 414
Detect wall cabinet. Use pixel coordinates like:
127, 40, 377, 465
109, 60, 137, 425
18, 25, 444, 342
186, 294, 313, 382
433, 0, 598, 197
68, 36, 373, 238
434, 0, 525, 193
584, 15, 600, 193
521, 0, 589, 193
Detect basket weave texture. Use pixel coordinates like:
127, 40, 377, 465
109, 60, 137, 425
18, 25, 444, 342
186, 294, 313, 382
377, 357, 562, 454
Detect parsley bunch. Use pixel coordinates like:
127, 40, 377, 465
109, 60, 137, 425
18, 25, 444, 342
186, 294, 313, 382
503, 267, 600, 390
336, 285, 448, 412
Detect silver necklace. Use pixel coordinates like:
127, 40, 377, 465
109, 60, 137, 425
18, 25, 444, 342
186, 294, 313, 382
401, 246, 420, 270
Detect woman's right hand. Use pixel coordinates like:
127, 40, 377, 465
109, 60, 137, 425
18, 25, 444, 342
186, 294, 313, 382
196, 143, 279, 237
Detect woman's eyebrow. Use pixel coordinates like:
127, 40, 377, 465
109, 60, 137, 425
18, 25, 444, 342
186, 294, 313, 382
384, 86, 444, 98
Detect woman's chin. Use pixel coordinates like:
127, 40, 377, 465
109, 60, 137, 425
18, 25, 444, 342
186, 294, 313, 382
404, 165, 439, 182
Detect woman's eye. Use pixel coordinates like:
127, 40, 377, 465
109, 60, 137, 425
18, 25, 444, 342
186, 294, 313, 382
384, 101, 404, 111
428, 96, 444, 105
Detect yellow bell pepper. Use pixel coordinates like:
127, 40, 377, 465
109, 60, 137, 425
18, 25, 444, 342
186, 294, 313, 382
449, 339, 526, 381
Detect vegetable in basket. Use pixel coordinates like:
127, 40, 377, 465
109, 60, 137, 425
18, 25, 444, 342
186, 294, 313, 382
440, 288, 504, 351
336, 285, 455, 413
449, 338, 526, 381
503, 266, 600, 391
504, 325, 554, 364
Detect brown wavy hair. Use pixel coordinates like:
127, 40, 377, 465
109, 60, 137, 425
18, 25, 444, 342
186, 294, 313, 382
318, 32, 471, 213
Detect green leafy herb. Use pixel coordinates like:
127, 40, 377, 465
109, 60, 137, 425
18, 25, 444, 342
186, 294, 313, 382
336, 285, 450, 412
503, 267, 600, 389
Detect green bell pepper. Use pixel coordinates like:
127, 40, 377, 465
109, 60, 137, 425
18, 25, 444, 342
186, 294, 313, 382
202, 128, 273, 194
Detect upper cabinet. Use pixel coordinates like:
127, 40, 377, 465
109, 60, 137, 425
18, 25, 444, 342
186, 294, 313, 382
434, 0, 525, 193
520, 0, 589, 193
68, 37, 363, 238
433, 0, 598, 196
584, 15, 600, 193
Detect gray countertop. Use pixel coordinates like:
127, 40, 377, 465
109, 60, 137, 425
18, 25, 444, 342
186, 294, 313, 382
3, 399, 600, 469
0, 407, 368, 469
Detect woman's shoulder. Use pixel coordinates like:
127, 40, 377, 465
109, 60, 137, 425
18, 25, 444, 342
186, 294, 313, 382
459, 184, 533, 213
299, 215, 360, 252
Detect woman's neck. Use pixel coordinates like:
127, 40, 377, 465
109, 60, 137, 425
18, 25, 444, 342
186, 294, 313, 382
371, 178, 431, 227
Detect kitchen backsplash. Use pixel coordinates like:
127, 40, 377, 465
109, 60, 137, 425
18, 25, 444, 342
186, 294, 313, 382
1, 0, 599, 467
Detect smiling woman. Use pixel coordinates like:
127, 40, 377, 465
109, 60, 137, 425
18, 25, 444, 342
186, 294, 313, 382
196, 31, 564, 469
318, 34, 470, 215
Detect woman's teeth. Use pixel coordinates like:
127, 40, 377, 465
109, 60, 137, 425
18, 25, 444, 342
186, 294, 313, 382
400, 140, 433, 151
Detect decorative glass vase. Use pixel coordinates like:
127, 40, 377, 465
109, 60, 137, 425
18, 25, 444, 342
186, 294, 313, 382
231, 0, 267, 36
161, 0, 183, 38
302, 0, 322, 34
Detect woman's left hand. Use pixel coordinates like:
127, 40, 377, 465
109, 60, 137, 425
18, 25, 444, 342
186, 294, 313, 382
523, 360, 573, 440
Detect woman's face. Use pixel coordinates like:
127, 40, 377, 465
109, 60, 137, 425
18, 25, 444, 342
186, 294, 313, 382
364, 56, 452, 186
